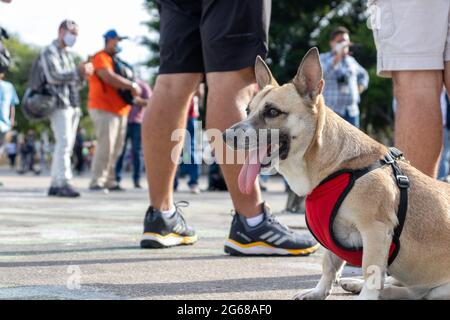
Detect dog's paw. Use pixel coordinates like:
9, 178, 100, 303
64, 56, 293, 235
339, 278, 364, 295
293, 289, 330, 300
356, 288, 381, 300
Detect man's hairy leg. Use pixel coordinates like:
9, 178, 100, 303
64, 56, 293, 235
393, 70, 443, 178
206, 68, 263, 218
142, 73, 203, 211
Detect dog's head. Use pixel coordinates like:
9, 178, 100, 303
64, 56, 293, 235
224, 48, 325, 194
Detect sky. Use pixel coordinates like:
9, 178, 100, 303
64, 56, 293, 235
1, 0, 153, 77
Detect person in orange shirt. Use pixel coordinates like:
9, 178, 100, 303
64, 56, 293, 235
88, 29, 141, 193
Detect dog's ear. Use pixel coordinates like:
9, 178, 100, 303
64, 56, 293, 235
293, 48, 324, 103
255, 56, 279, 89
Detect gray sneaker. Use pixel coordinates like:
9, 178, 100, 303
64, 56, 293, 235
225, 203, 319, 256
141, 202, 198, 249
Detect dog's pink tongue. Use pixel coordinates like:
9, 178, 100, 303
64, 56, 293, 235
238, 149, 268, 195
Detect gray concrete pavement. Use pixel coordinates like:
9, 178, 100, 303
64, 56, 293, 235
0, 167, 359, 300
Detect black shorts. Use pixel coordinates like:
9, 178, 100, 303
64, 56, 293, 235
156, 0, 271, 74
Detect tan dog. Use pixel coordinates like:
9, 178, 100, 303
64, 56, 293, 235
224, 48, 450, 300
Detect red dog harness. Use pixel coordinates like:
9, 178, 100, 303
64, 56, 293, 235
305, 148, 410, 267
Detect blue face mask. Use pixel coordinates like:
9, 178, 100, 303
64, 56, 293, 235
114, 44, 122, 54
63, 32, 77, 47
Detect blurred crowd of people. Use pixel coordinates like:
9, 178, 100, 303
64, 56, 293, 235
0, 14, 151, 195
2, 14, 450, 205
2, 0, 450, 257
0, 11, 241, 198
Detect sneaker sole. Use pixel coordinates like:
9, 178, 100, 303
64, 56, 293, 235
141, 233, 198, 249
89, 188, 109, 194
224, 239, 320, 256
56, 195, 81, 198
48, 193, 80, 198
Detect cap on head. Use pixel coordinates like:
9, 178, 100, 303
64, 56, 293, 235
103, 29, 128, 41
59, 19, 79, 33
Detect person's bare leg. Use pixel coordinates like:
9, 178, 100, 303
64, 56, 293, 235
206, 67, 262, 218
142, 73, 203, 211
393, 70, 443, 178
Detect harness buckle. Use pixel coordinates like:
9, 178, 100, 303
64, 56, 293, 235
396, 175, 410, 189
383, 154, 395, 165
389, 147, 404, 159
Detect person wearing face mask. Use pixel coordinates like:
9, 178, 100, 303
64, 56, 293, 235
41, 20, 93, 198
88, 29, 141, 193
320, 26, 369, 128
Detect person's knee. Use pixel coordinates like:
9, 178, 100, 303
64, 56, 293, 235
393, 70, 443, 96
154, 73, 203, 101
207, 67, 256, 94
142, 74, 203, 131
206, 68, 256, 126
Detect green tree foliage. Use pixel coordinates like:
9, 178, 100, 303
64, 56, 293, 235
142, 0, 394, 141
141, 0, 160, 85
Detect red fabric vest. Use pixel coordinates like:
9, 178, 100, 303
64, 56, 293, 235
305, 172, 399, 267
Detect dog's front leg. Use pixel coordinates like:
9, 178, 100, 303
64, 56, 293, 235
358, 222, 392, 300
294, 250, 345, 300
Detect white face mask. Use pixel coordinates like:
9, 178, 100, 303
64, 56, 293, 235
63, 32, 77, 47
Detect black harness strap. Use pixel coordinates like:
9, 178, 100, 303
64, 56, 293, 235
351, 148, 410, 264
383, 148, 410, 249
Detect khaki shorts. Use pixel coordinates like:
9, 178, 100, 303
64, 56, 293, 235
370, 0, 450, 78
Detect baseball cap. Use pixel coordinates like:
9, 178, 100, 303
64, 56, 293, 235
103, 29, 128, 41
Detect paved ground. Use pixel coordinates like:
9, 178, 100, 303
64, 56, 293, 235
0, 167, 360, 300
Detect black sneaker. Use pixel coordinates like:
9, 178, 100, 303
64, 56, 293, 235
108, 185, 126, 192
56, 185, 81, 198
89, 185, 109, 194
48, 186, 59, 197
224, 203, 319, 256
140, 202, 198, 249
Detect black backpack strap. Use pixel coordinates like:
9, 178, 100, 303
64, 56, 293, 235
0, 40, 11, 73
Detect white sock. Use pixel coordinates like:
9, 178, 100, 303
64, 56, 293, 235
246, 214, 265, 227
161, 206, 176, 218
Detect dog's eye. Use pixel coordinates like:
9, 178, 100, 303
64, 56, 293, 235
265, 107, 282, 118
246, 106, 251, 116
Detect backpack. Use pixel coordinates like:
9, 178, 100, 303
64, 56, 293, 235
111, 55, 135, 105
21, 50, 57, 121
0, 40, 11, 73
